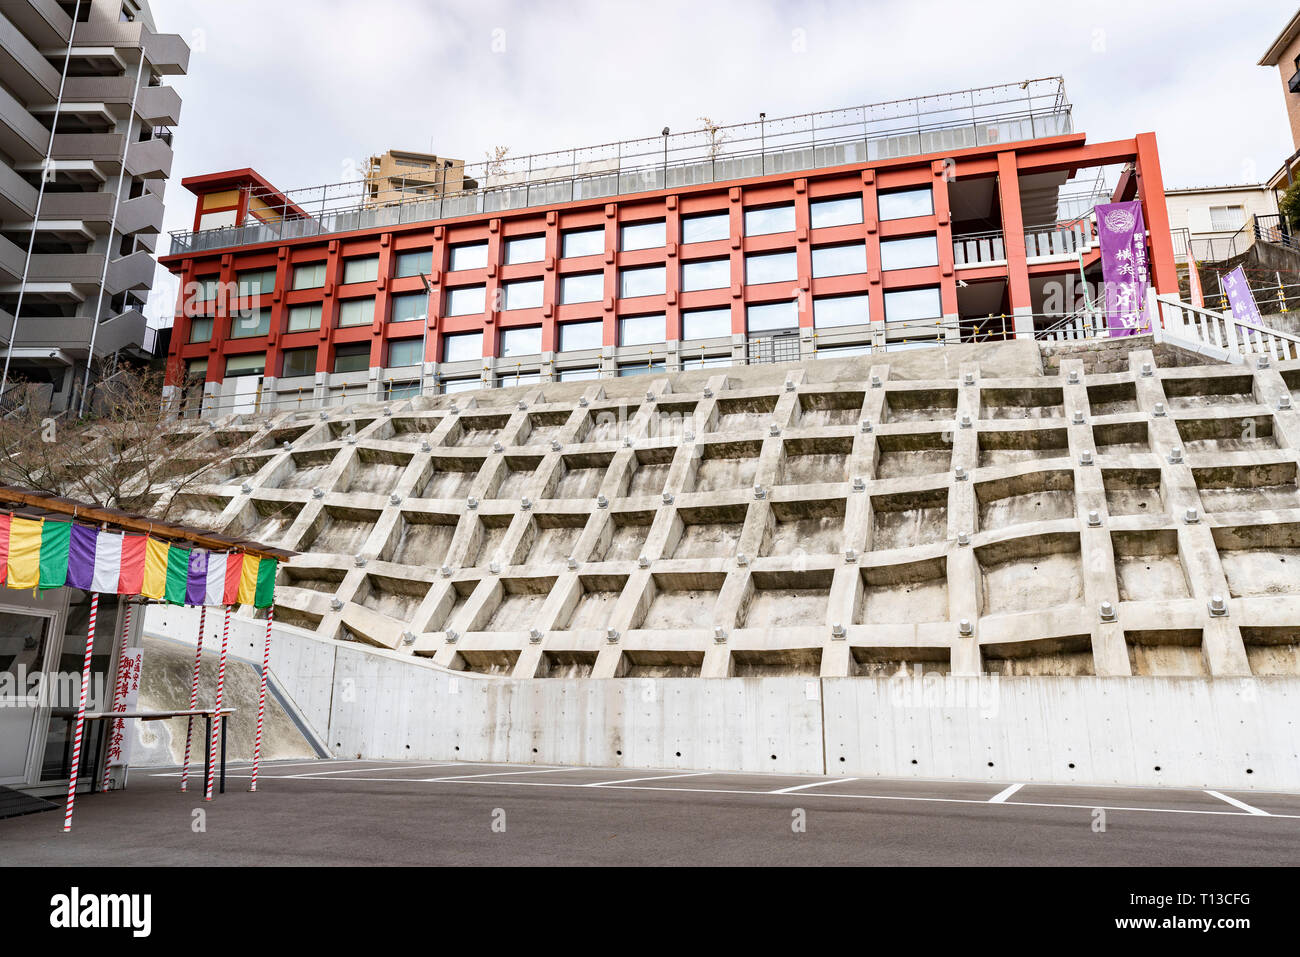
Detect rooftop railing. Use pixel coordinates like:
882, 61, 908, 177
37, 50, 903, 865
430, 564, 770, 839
169, 78, 1072, 256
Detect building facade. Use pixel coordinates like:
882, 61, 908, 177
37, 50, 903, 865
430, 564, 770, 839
158, 81, 1178, 419
0, 0, 188, 412
1165, 183, 1280, 262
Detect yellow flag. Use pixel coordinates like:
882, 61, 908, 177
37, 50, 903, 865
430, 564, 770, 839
141, 538, 170, 600
6, 518, 42, 589
237, 555, 260, 605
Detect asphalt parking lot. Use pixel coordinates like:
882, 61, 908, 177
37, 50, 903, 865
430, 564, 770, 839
5, 759, 1299, 866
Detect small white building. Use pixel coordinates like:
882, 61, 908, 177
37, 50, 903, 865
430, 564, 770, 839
1164, 184, 1280, 262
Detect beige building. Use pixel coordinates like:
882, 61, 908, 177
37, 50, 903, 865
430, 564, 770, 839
364, 149, 476, 207
1259, 10, 1300, 195
1164, 184, 1279, 261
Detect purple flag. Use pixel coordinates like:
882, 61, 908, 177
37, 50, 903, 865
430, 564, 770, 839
66, 524, 98, 590
1221, 266, 1263, 326
186, 549, 209, 606
1097, 201, 1151, 336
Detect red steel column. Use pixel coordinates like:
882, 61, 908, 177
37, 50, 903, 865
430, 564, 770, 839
997, 150, 1034, 338
1134, 132, 1179, 297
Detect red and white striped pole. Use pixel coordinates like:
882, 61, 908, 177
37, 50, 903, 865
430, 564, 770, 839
180, 605, 206, 792
249, 606, 274, 792
204, 605, 230, 802
100, 602, 133, 792
62, 592, 99, 832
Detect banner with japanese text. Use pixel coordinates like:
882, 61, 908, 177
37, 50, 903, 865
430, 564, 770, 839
1097, 201, 1151, 336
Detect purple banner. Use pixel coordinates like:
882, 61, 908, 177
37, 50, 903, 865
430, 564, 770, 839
1097, 201, 1151, 336
1221, 266, 1263, 326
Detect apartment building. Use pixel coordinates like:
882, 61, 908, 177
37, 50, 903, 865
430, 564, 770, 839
158, 79, 1178, 418
364, 148, 477, 207
1165, 184, 1280, 261
0, 0, 188, 412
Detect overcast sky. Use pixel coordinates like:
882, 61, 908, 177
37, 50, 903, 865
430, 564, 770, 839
143, 0, 1300, 323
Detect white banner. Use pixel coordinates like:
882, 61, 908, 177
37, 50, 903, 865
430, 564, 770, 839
105, 648, 144, 769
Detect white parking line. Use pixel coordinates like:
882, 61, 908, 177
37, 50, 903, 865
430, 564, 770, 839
585, 771, 711, 787
1205, 790, 1270, 816
246, 771, 1300, 821
988, 783, 1024, 803
424, 766, 578, 782
770, 778, 852, 794
289, 763, 463, 778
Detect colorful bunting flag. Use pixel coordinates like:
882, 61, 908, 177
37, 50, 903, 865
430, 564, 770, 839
0, 516, 275, 607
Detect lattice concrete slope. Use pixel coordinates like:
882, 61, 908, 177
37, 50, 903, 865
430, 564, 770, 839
160, 334, 1300, 681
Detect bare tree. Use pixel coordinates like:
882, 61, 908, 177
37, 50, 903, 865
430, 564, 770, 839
0, 364, 229, 527
697, 116, 728, 159
483, 145, 511, 183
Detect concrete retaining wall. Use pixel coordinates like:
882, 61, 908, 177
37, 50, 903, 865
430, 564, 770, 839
145, 605, 1300, 789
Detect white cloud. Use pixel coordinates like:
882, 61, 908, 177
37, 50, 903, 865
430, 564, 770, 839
143, 0, 1300, 322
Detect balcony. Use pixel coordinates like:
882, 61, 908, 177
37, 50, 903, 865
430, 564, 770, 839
71, 21, 189, 74
1024, 220, 1093, 259
953, 230, 1006, 266
0, 82, 50, 163
3, 309, 149, 358
0, 9, 61, 103
106, 249, 155, 293
0, 235, 23, 283
0, 158, 38, 221
126, 135, 172, 178
136, 85, 182, 126
41, 190, 115, 226
0, 0, 72, 49
116, 190, 165, 235
51, 131, 125, 166
168, 77, 1074, 256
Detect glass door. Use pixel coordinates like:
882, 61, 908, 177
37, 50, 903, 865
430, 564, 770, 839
0, 609, 54, 786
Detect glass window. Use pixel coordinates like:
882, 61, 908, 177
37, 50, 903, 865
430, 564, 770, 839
388, 338, 424, 368
745, 251, 797, 285
810, 196, 863, 229
342, 256, 379, 284
812, 243, 867, 278
390, 292, 427, 324
188, 317, 213, 343
813, 294, 870, 328
746, 300, 797, 332
286, 303, 322, 332
225, 354, 265, 377
619, 265, 666, 298
237, 268, 276, 298
281, 346, 317, 378
557, 367, 600, 381
503, 278, 544, 310
449, 242, 489, 271
332, 343, 370, 374
620, 219, 666, 251
559, 320, 603, 351
442, 331, 483, 363
443, 377, 481, 394
560, 272, 603, 304
881, 235, 939, 271
681, 258, 729, 291
617, 360, 665, 376
883, 287, 942, 323
878, 187, 933, 221
229, 307, 270, 338
446, 285, 486, 316
815, 342, 873, 358
681, 354, 731, 370
394, 249, 433, 278
562, 227, 604, 258
291, 262, 326, 290
681, 307, 732, 340
338, 298, 375, 327
682, 212, 729, 244
195, 276, 220, 301
386, 380, 420, 400
184, 358, 207, 382
619, 313, 665, 346
504, 235, 545, 264
500, 325, 543, 357
744, 204, 795, 236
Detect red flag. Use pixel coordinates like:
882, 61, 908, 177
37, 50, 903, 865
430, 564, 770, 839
0, 513, 10, 584
118, 534, 148, 594
223, 552, 244, 605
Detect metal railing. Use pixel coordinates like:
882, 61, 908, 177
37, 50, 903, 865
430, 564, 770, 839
1172, 213, 1295, 265
1024, 217, 1093, 258
1157, 294, 1300, 362
168, 79, 1072, 255
953, 229, 1006, 265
